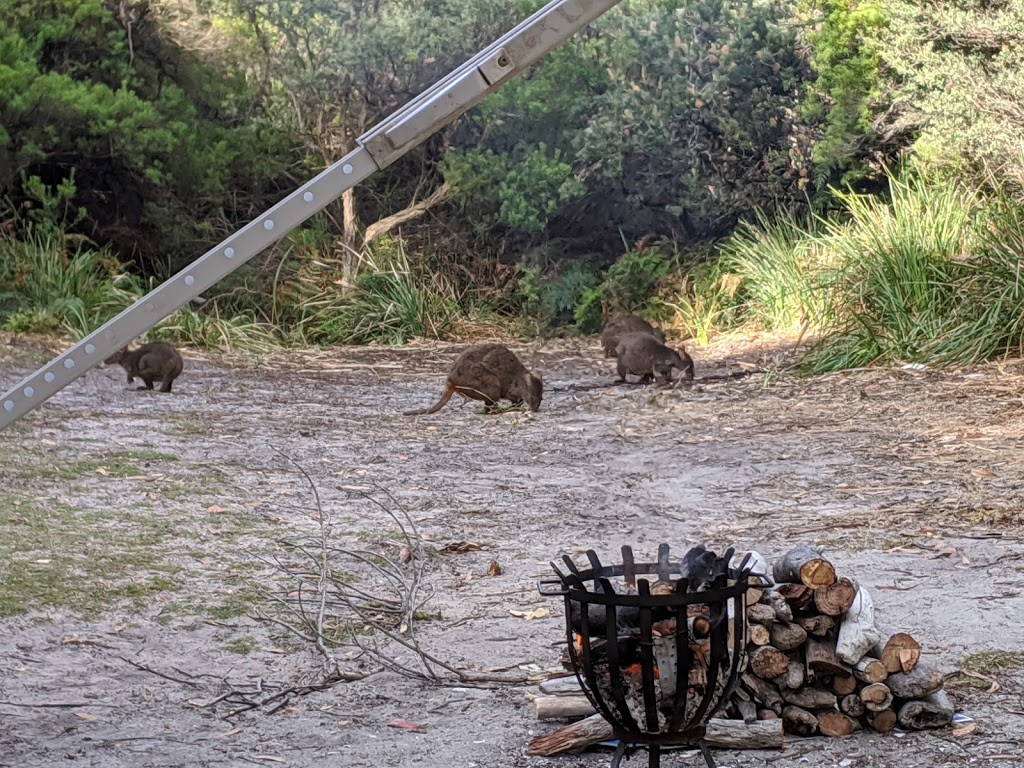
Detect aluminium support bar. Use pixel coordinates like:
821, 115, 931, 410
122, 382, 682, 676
0, 0, 624, 432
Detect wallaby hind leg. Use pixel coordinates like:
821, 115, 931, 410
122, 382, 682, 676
616, 359, 629, 382
137, 378, 155, 391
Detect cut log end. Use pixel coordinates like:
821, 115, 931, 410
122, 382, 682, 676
773, 545, 837, 589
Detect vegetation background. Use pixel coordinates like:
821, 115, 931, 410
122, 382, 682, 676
3, 0, 1024, 372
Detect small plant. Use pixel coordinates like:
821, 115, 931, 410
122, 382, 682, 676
514, 260, 600, 329
298, 237, 461, 346
152, 305, 278, 353
668, 265, 743, 345
0, 232, 143, 338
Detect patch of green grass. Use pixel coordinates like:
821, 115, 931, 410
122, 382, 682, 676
208, 589, 261, 620
962, 650, 1024, 675
1, 447, 179, 484
167, 414, 210, 436
226, 636, 258, 656
0, 492, 181, 617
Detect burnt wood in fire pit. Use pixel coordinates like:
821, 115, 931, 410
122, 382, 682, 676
538, 544, 754, 768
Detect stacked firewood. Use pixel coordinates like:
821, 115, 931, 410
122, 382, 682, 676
527, 545, 954, 757
727, 545, 953, 737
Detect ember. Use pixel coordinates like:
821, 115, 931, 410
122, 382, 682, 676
538, 544, 755, 768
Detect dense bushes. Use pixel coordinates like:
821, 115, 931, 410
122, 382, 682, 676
6, 0, 1024, 373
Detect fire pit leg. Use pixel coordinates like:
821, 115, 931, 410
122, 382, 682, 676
698, 741, 716, 768
610, 742, 628, 768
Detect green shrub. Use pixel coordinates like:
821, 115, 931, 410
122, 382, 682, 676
0, 233, 143, 338
718, 211, 833, 333
297, 238, 461, 346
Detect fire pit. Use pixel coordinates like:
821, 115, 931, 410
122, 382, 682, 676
538, 544, 753, 768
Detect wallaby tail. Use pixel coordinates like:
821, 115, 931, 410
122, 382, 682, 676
403, 384, 454, 416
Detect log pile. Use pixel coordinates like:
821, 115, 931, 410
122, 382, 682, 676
527, 546, 955, 756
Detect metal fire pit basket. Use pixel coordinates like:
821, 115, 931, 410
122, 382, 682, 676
538, 544, 752, 768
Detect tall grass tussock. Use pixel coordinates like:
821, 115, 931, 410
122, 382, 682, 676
675, 173, 1024, 373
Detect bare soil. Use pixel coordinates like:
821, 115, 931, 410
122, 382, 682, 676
2, 336, 1024, 768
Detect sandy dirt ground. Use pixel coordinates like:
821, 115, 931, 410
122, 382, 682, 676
2, 335, 1024, 768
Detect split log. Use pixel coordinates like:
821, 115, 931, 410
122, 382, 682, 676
526, 715, 785, 756
836, 586, 881, 664
840, 693, 865, 718
774, 655, 806, 690
762, 590, 794, 623
772, 545, 837, 588
747, 603, 777, 625
782, 686, 837, 710
741, 673, 783, 714
775, 583, 815, 612
886, 664, 943, 700
897, 690, 954, 730
852, 656, 888, 684
806, 637, 853, 678
534, 695, 596, 720
831, 674, 857, 696
782, 705, 819, 736
818, 711, 857, 738
814, 577, 857, 616
539, 676, 584, 696
748, 623, 771, 646
770, 622, 808, 652
867, 708, 897, 734
750, 646, 790, 680
796, 615, 836, 637
860, 682, 894, 712
874, 632, 922, 675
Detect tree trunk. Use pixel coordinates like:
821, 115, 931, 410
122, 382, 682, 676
341, 187, 360, 287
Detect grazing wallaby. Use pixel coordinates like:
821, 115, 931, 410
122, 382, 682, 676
104, 342, 184, 393
600, 314, 666, 357
615, 332, 694, 385
404, 344, 543, 415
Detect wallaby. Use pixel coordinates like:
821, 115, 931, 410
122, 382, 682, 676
404, 344, 543, 415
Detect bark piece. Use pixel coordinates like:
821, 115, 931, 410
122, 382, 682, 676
782, 686, 837, 710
